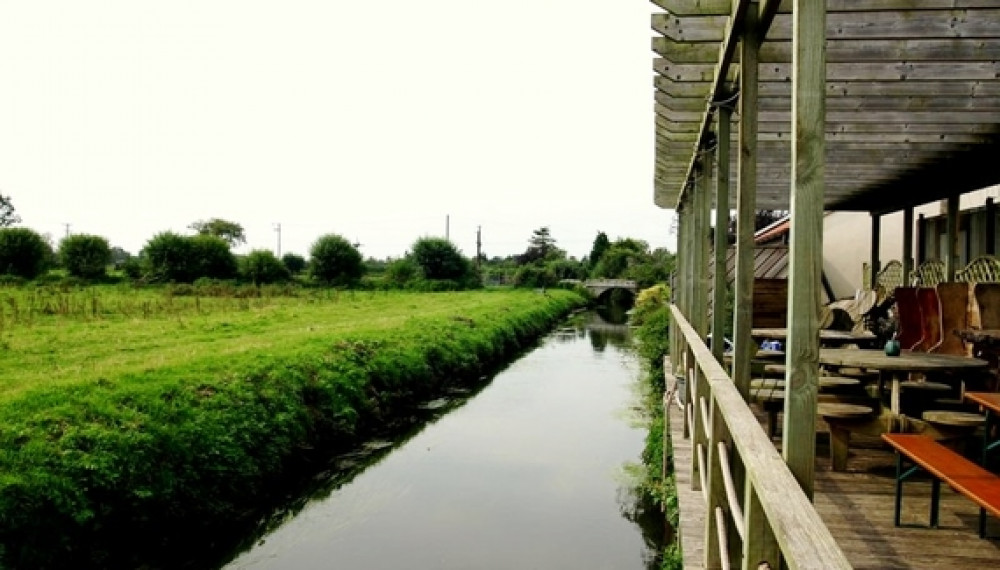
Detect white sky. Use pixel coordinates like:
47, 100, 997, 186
0, 1, 675, 260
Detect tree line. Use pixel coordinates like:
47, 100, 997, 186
0, 194, 675, 290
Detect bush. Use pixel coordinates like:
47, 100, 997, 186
189, 235, 237, 281
309, 234, 364, 285
242, 250, 290, 284
141, 232, 195, 282
385, 257, 419, 287
411, 237, 472, 281
281, 253, 306, 275
59, 234, 112, 279
513, 265, 557, 288
0, 227, 51, 279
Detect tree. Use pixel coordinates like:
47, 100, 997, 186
519, 227, 564, 265
309, 234, 364, 285
189, 235, 238, 280
241, 250, 289, 284
592, 238, 650, 280
0, 227, 50, 279
59, 234, 111, 279
189, 218, 246, 247
589, 231, 611, 267
0, 194, 21, 227
281, 253, 306, 275
411, 237, 472, 281
109, 246, 132, 266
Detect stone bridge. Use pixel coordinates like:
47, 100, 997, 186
578, 279, 639, 298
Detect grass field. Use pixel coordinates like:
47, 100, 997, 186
0, 286, 541, 397
0, 285, 585, 568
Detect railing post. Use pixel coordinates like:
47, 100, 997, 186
742, 481, 779, 570
690, 352, 705, 492
705, 394, 738, 568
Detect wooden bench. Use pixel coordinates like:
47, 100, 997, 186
882, 433, 1000, 538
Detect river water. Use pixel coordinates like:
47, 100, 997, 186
225, 311, 660, 569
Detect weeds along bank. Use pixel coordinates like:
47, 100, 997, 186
630, 285, 682, 569
0, 286, 584, 568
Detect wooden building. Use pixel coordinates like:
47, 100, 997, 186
653, 1, 1000, 568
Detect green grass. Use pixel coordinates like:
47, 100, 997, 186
0, 285, 585, 568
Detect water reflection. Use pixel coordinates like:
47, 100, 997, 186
225, 310, 661, 570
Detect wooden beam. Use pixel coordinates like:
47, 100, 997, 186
672, 1, 752, 210
782, 0, 824, 500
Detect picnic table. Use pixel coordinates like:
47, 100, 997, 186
818, 349, 988, 416
752, 327, 879, 348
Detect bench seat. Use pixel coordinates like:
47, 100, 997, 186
882, 433, 1000, 538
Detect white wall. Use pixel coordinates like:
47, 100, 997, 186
821, 185, 1000, 299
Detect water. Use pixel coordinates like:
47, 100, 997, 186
225, 312, 660, 569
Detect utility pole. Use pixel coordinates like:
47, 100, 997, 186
63, 223, 71, 239
445, 215, 450, 240
476, 225, 482, 272
274, 223, 281, 257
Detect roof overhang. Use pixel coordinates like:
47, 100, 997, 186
652, 0, 1000, 214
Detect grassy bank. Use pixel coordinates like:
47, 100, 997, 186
630, 285, 682, 569
0, 287, 584, 568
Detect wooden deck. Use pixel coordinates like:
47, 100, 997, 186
667, 392, 1000, 568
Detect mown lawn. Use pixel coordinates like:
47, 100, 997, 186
0, 286, 585, 568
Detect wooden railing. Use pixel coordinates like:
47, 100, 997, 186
670, 305, 851, 569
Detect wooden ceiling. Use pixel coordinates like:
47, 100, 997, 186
652, 0, 1000, 213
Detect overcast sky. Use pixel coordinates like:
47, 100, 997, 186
0, 1, 675, 260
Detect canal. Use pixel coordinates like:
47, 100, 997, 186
225, 311, 661, 569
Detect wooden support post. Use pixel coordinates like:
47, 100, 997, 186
672, 207, 688, 378
783, 0, 825, 499
694, 156, 713, 341
946, 195, 960, 281
870, 212, 881, 289
903, 207, 914, 285
742, 481, 779, 570
712, 108, 732, 364
679, 198, 694, 440
986, 198, 995, 255
917, 214, 926, 266
733, 4, 760, 402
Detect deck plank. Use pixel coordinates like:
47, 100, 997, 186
666, 360, 1000, 568
667, 391, 706, 569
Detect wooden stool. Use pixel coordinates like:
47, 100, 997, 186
763, 364, 787, 378
750, 386, 784, 439
921, 410, 986, 446
836, 366, 879, 380
818, 403, 874, 471
921, 410, 985, 428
